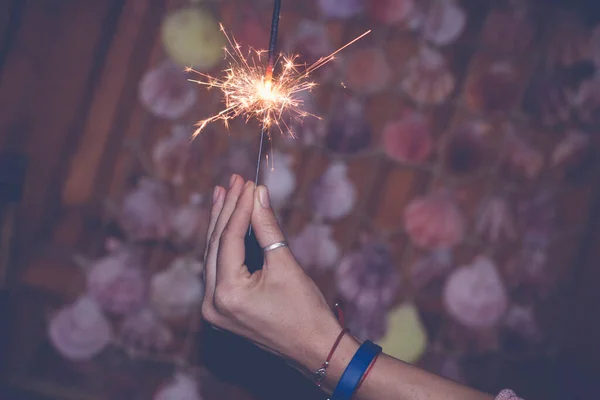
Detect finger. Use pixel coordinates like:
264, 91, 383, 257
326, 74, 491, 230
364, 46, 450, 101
251, 185, 294, 266
206, 175, 245, 286
203, 185, 225, 286
217, 181, 255, 283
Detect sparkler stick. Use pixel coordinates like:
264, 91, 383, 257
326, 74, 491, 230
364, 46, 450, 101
245, 0, 282, 271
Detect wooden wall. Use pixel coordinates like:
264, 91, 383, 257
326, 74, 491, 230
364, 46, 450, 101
1, 0, 599, 398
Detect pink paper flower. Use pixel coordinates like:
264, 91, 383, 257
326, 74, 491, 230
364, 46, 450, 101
152, 125, 200, 186
87, 245, 147, 315
154, 372, 202, 400
402, 46, 455, 105
119, 307, 173, 351
170, 194, 209, 250
150, 257, 204, 319
311, 162, 357, 220
139, 60, 197, 120
48, 296, 112, 361
336, 240, 401, 312
325, 96, 372, 154
382, 110, 433, 165
368, 0, 414, 25
466, 62, 520, 115
443, 256, 508, 329
290, 223, 340, 274
344, 47, 392, 95
318, 0, 364, 19
119, 178, 172, 241
422, 0, 466, 46
475, 196, 517, 243
404, 193, 466, 250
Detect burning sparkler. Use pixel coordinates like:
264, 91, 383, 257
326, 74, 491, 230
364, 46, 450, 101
187, 0, 368, 267
186, 6, 370, 143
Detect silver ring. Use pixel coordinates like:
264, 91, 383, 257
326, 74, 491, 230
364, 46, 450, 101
262, 241, 288, 253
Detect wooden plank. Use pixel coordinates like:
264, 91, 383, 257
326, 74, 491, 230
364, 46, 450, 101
0, 0, 24, 74
0, 0, 60, 150
10, 0, 123, 258
61, 0, 154, 207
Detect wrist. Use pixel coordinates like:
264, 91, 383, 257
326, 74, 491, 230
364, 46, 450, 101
295, 316, 361, 392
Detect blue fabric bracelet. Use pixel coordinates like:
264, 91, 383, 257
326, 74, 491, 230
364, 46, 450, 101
330, 340, 382, 400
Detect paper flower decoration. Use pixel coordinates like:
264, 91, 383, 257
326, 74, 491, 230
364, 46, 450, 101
311, 162, 357, 220
382, 110, 433, 165
289, 223, 340, 274
86, 245, 147, 315
170, 193, 210, 250
402, 46, 455, 105
336, 240, 401, 311
150, 257, 204, 319
119, 307, 173, 351
139, 60, 197, 120
119, 178, 172, 241
422, 0, 466, 46
152, 125, 200, 186
368, 0, 414, 25
404, 193, 466, 250
443, 256, 508, 329
154, 372, 202, 400
475, 196, 517, 243
344, 47, 392, 95
48, 296, 112, 361
161, 6, 224, 70
377, 303, 427, 363
262, 150, 296, 210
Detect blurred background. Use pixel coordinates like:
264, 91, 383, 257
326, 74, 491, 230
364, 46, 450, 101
1, 0, 600, 399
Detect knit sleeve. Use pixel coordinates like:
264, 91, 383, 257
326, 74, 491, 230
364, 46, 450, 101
496, 389, 523, 400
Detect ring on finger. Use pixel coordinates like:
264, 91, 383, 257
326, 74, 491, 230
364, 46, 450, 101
262, 241, 288, 253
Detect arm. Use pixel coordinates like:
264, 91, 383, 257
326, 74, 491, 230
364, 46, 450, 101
202, 175, 496, 400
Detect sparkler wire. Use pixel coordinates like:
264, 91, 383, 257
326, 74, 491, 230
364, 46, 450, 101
250, 0, 282, 236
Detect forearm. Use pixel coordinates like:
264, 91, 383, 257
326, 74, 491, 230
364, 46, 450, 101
294, 319, 493, 400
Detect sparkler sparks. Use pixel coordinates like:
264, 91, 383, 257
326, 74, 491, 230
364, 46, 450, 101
186, 24, 371, 139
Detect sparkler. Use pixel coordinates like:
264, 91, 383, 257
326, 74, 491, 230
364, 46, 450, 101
187, 0, 369, 269
186, 3, 371, 176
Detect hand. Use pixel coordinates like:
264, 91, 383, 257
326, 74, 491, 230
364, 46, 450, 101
201, 175, 345, 373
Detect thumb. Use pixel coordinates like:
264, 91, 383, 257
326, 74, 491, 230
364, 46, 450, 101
252, 185, 294, 266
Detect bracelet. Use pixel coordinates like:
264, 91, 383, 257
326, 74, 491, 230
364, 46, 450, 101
330, 340, 382, 400
314, 328, 349, 387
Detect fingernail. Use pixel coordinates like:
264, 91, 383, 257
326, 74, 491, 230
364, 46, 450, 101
245, 181, 254, 189
258, 186, 270, 208
229, 174, 238, 188
212, 186, 221, 204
